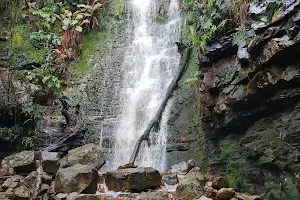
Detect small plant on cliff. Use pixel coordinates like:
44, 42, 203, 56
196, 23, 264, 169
25, 66, 62, 105
183, 0, 228, 53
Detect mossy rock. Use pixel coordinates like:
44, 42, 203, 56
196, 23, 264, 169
10, 25, 48, 68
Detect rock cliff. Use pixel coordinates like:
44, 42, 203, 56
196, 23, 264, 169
194, 0, 300, 198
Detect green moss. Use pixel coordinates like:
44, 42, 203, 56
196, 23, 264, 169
263, 178, 300, 200
71, 27, 108, 75
219, 136, 255, 194
11, 25, 48, 62
0, 0, 9, 12
181, 48, 199, 87
226, 170, 239, 189
114, 0, 125, 18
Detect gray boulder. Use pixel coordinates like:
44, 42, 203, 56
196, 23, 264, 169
13, 185, 30, 199
1, 151, 60, 174
170, 161, 189, 173
60, 143, 105, 169
176, 167, 206, 199
162, 173, 178, 185
1, 151, 35, 173
55, 164, 98, 194
42, 151, 60, 174
105, 167, 162, 192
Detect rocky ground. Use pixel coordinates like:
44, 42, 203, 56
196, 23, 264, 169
0, 143, 262, 200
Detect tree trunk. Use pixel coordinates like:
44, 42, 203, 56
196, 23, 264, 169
32, 151, 43, 199
129, 47, 191, 164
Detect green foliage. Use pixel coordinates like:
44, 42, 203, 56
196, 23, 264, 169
207, 0, 216, 10
189, 17, 227, 52
183, 0, 227, 52
0, 100, 42, 151
219, 137, 255, 194
182, 48, 199, 86
183, 71, 198, 85
266, 2, 282, 21
17, 0, 105, 104
21, 102, 42, 121
115, 0, 125, 18
25, 66, 61, 104
29, 30, 62, 48
24, 0, 59, 31
11, 25, 48, 62
263, 178, 300, 200
21, 135, 37, 149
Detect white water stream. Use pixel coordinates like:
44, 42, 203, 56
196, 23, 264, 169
113, 0, 181, 171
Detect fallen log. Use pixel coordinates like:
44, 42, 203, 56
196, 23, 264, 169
129, 47, 191, 164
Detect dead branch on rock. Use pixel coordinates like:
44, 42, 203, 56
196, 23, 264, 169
129, 48, 191, 164
33, 151, 43, 199
43, 97, 86, 156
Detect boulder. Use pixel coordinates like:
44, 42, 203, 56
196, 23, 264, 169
216, 188, 235, 200
24, 171, 53, 191
55, 164, 98, 194
0, 192, 10, 200
2, 178, 18, 189
170, 161, 189, 173
196, 196, 213, 200
206, 188, 217, 199
212, 176, 228, 189
40, 183, 50, 195
13, 185, 30, 198
176, 167, 206, 199
42, 151, 60, 174
60, 144, 105, 170
105, 167, 162, 192
67, 194, 112, 200
235, 192, 262, 200
1, 151, 35, 173
162, 173, 178, 185
56, 193, 68, 199
5, 188, 14, 197
1, 150, 60, 174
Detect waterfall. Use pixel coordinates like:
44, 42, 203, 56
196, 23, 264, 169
113, 0, 181, 171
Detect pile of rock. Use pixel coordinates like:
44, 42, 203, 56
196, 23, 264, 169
172, 160, 262, 200
0, 143, 105, 199
0, 148, 264, 200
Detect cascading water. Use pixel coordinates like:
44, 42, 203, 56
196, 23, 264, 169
113, 0, 181, 171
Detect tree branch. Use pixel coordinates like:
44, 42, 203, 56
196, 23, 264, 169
129, 47, 191, 164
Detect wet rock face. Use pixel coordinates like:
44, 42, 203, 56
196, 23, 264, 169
105, 167, 162, 192
195, 0, 300, 196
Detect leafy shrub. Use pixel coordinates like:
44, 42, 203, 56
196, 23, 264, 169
25, 66, 61, 105
0, 100, 42, 151
29, 30, 62, 48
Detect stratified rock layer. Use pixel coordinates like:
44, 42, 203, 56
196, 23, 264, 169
194, 0, 300, 198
